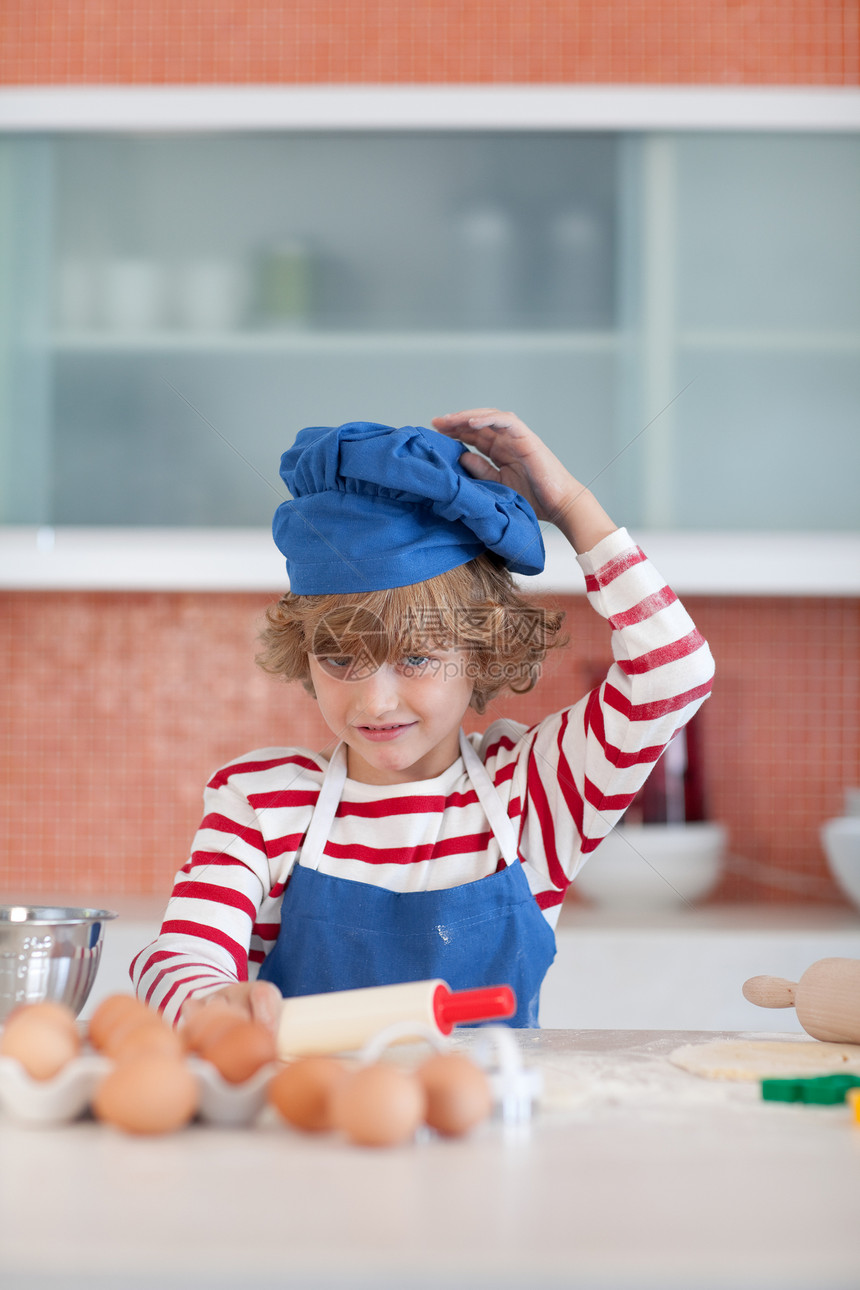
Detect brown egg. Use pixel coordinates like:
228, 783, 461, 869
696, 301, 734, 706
417, 1052, 493, 1138
6, 1001, 78, 1033
0, 1004, 81, 1080
331, 1062, 426, 1148
111, 1019, 185, 1064
200, 1019, 277, 1084
92, 1055, 199, 1134
268, 1056, 349, 1133
88, 994, 151, 1052
100, 1012, 168, 1059
181, 1004, 246, 1055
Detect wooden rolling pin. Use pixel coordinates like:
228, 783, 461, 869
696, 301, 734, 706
742, 957, 860, 1044
276, 979, 516, 1058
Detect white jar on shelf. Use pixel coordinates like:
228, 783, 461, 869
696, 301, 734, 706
174, 260, 249, 332
456, 207, 519, 328
102, 257, 166, 332
545, 208, 606, 327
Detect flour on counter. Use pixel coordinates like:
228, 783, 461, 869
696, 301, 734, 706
533, 1056, 750, 1116
454, 1031, 752, 1118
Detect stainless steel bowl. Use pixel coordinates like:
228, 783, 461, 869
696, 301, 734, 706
0, 906, 117, 1023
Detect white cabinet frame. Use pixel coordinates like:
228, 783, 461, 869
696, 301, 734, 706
1, 85, 859, 133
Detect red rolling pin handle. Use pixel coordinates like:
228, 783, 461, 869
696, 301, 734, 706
432, 982, 516, 1034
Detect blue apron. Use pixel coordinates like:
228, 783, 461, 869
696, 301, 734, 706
258, 730, 556, 1026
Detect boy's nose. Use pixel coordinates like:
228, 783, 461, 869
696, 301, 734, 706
353, 663, 400, 718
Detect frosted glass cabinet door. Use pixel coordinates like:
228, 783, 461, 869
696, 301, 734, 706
676, 135, 860, 333
50, 343, 619, 525
668, 133, 860, 530
0, 138, 53, 523
0, 129, 857, 534
3, 131, 624, 528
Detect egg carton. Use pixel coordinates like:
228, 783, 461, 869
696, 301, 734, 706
0, 1026, 541, 1131
0, 1052, 279, 1128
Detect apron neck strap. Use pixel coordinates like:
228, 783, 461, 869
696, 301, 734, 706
299, 742, 349, 872
299, 731, 520, 872
457, 730, 520, 868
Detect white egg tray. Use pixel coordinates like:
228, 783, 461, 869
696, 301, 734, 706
0, 1052, 279, 1128
0, 1024, 541, 1131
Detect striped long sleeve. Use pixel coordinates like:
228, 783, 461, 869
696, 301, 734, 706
131, 528, 714, 1022
498, 528, 714, 912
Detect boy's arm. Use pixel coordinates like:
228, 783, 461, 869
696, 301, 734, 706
130, 775, 274, 1027
433, 411, 714, 903
431, 407, 617, 554
516, 527, 715, 903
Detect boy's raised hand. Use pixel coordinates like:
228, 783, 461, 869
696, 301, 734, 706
432, 408, 616, 553
432, 408, 569, 523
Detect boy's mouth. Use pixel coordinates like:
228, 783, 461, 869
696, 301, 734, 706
355, 722, 417, 742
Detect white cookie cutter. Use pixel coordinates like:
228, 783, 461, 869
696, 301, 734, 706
471, 1025, 543, 1126
358, 1020, 541, 1126
358, 1020, 450, 1064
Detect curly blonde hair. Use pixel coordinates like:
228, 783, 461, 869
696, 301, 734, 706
257, 554, 566, 715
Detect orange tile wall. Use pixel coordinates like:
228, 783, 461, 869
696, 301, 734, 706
1, 7, 857, 906
2, 589, 858, 905
0, 0, 857, 86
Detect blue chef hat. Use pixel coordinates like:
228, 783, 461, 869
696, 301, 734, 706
272, 421, 545, 594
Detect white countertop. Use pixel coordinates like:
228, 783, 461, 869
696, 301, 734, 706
1, 1028, 858, 1290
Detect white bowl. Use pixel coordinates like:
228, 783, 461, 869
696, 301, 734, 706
821, 817, 860, 912
574, 822, 726, 912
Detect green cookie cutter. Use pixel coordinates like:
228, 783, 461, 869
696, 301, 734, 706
761, 1073, 860, 1105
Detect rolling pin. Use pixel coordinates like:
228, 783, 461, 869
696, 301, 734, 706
276, 979, 516, 1058
742, 957, 860, 1044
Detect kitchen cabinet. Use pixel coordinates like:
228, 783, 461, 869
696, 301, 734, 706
1, 89, 858, 590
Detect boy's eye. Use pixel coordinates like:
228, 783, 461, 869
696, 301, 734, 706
317, 655, 354, 674
401, 655, 431, 669
314, 653, 381, 681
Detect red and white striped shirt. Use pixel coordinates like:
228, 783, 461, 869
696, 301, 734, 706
132, 529, 714, 1022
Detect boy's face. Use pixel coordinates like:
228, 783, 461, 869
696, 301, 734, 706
307, 646, 475, 784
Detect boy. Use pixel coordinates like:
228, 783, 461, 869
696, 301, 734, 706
132, 409, 714, 1029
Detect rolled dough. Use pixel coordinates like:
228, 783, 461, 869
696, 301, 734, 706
669, 1038, 860, 1081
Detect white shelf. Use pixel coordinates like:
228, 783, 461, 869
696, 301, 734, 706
43, 328, 860, 355
48, 329, 621, 354
679, 329, 860, 352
